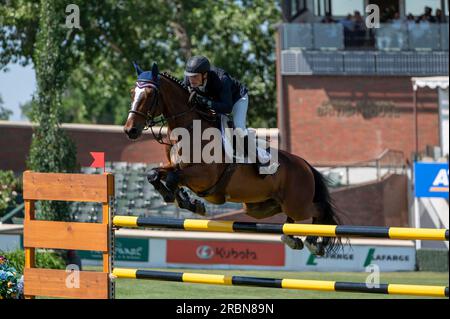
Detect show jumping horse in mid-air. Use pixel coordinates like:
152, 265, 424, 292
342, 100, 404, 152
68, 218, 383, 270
123, 62, 343, 256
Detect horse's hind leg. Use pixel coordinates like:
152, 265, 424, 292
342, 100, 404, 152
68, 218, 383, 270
281, 217, 304, 250
244, 199, 281, 219
304, 234, 325, 256
280, 192, 321, 251
304, 215, 336, 256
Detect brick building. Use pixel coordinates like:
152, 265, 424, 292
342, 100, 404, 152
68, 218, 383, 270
277, 0, 449, 166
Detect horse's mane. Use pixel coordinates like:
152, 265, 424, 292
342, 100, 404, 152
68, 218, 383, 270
159, 72, 189, 93
159, 71, 218, 124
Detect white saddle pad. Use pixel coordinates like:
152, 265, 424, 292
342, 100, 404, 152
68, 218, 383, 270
220, 115, 273, 165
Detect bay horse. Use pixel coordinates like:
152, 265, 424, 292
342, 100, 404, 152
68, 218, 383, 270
123, 62, 342, 255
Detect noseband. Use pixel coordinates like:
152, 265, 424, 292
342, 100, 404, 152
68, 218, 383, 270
127, 80, 200, 145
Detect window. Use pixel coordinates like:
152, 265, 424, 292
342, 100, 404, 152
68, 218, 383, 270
291, 0, 299, 17
314, 0, 331, 16
331, 0, 365, 17
290, 0, 307, 18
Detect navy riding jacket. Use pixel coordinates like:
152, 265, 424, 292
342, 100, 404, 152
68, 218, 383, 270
183, 66, 248, 114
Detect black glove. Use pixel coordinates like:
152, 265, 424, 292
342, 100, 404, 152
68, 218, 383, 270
195, 94, 213, 108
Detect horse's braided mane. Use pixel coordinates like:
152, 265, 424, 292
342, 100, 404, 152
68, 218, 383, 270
160, 71, 218, 123
160, 72, 189, 92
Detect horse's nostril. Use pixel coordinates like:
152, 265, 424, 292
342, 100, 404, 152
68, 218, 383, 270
125, 127, 139, 139
129, 127, 138, 135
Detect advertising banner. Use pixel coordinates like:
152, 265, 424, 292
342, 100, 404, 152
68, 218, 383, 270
167, 240, 285, 266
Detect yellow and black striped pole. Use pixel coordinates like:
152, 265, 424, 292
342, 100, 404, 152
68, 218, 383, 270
113, 216, 449, 241
112, 268, 449, 298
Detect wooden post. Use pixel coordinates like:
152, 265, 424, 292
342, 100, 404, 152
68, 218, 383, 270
413, 88, 419, 160
22, 171, 113, 299
24, 199, 35, 299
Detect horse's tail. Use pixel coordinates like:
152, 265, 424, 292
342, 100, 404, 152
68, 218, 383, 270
306, 161, 343, 254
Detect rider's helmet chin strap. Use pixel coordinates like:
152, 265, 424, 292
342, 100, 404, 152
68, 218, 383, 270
198, 73, 208, 92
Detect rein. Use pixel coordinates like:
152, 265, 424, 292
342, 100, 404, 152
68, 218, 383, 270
128, 81, 217, 146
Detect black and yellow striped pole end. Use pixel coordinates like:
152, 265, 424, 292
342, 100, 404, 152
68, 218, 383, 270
112, 268, 137, 279
113, 216, 138, 228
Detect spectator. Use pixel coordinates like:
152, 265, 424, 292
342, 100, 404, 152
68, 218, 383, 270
321, 12, 337, 23
391, 12, 404, 28
435, 9, 445, 23
340, 14, 354, 47
416, 6, 436, 23
381, 7, 394, 22
340, 14, 354, 31
414, 14, 432, 41
406, 13, 416, 27
353, 11, 365, 26
352, 11, 366, 46
390, 12, 406, 48
418, 14, 431, 25
406, 13, 415, 21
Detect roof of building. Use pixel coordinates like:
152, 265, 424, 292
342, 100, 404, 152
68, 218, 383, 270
412, 76, 449, 91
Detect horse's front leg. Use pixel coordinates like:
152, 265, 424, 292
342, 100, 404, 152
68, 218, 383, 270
174, 187, 206, 216
162, 168, 206, 216
147, 166, 176, 203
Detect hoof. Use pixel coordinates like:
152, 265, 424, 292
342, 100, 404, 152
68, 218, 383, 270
281, 235, 304, 250
147, 169, 160, 183
175, 188, 206, 215
194, 200, 206, 216
304, 240, 325, 256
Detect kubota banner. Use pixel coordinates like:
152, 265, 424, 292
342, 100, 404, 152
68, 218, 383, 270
167, 240, 285, 266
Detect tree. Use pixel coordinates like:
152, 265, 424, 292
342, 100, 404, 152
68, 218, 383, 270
0, 95, 13, 120
1, 1, 281, 127
26, 0, 77, 220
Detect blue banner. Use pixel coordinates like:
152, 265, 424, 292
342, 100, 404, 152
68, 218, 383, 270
414, 162, 449, 198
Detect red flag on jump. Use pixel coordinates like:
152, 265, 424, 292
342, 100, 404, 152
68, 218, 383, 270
90, 152, 105, 172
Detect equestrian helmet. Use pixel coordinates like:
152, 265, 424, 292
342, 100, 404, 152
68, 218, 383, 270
184, 56, 210, 76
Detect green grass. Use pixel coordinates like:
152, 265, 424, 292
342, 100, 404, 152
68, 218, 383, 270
103, 268, 449, 299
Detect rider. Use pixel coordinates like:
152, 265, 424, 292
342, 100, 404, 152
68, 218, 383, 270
183, 55, 249, 138
183, 55, 276, 174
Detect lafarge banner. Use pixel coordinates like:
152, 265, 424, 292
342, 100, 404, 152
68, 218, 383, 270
295, 245, 415, 272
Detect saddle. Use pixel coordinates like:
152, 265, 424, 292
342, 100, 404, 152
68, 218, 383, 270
220, 114, 273, 166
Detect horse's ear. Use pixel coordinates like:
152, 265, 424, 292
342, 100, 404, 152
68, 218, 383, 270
133, 61, 143, 76
151, 62, 159, 79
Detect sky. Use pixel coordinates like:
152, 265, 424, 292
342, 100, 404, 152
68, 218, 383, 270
0, 63, 36, 122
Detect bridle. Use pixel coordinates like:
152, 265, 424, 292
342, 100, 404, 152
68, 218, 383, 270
128, 81, 160, 128
128, 79, 199, 146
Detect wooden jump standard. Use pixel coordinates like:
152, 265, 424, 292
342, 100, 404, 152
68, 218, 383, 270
22, 171, 449, 299
23, 171, 115, 299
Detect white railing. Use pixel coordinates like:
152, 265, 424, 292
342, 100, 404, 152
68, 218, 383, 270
281, 23, 449, 51
318, 149, 406, 187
